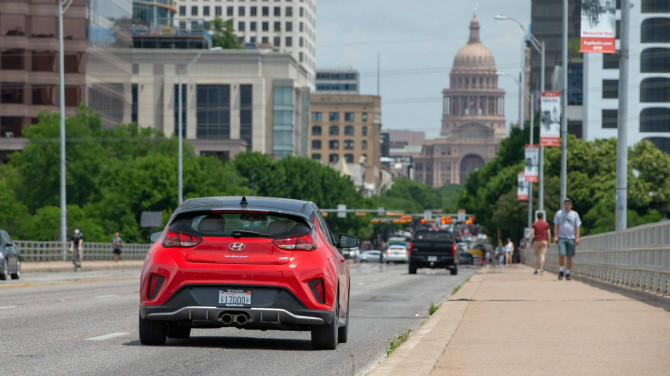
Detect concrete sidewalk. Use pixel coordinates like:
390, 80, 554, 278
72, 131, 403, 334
22, 260, 145, 273
370, 264, 670, 376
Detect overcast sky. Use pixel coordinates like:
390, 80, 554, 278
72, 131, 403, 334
316, 0, 532, 139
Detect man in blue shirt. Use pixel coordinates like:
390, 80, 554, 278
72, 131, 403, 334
553, 198, 581, 281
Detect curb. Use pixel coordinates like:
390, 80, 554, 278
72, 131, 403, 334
21, 261, 145, 273
368, 269, 483, 376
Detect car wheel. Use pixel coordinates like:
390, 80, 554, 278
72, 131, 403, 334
409, 263, 417, 274
337, 290, 349, 343
167, 326, 191, 339
311, 293, 338, 350
360, 260, 367, 264
10, 260, 20, 280
0, 260, 8, 281
139, 313, 167, 345
450, 265, 458, 275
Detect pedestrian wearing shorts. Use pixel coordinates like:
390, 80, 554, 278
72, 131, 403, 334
504, 238, 513, 265
112, 232, 123, 262
530, 212, 551, 275
553, 198, 581, 281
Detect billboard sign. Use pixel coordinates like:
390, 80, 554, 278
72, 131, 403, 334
540, 91, 561, 146
580, 0, 616, 53
524, 144, 539, 182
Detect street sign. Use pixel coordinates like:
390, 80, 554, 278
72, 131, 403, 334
423, 210, 432, 220
457, 209, 466, 222
337, 204, 346, 218
377, 207, 385, 216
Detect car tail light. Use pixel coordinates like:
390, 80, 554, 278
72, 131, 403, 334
451, 243, 456, 255
162, 231, 202, 248
409, 242, 413, 254
147, 274, 164, 300
272, 232, 316, 251
308, 278, 325, 304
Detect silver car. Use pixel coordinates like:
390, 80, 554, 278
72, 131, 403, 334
385, 245, 408, 264
355, 250, 384, 263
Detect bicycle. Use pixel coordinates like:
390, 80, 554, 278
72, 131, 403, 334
71, 249, 82, 271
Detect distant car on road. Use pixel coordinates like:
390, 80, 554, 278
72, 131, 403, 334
0, 230, 21, 280
342, 247, 360, 260
139, 196, 357, 350
355, 250, 384, 263
385, 245, 408, 264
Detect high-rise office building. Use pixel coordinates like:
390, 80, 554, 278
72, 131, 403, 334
315, 69, 359, 94
582, 1, 670, 153
174, 0, 316, 85
0, 0, 88, 162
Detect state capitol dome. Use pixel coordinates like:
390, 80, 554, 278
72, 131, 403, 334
452, 17, 496, 71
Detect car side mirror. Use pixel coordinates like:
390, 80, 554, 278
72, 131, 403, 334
148, 232, 163, 243
338, 235, 358, 249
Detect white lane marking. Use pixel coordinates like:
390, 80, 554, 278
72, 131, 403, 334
0, 306, 17, 310
86, 332, 130, 341
95, 295, 118, 299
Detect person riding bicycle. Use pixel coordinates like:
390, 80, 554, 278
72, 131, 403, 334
70, 229, 84, 270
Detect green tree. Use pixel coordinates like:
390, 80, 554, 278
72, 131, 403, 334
206, 17, 243, 49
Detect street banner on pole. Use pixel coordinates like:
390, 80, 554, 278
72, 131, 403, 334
524, 145, 539, 182
540, 91, 561, 146
517, 171, 529, 200
579, 0, 616, 53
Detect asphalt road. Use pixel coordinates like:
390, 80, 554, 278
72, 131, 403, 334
0, 263, 475, 376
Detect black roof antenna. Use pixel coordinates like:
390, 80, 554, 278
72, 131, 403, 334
240, 196, 248, 208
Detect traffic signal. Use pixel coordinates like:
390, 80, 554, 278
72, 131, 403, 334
441, 216, 451, 224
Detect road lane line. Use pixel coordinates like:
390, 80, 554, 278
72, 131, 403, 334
86, 332, 130, 341
0, 277, 138, 289
0, 306, 18, 310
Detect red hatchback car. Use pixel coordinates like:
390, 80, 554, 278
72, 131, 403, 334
139, 196, 357, 350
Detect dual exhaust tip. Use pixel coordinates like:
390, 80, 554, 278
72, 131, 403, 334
220, 313, 249, 326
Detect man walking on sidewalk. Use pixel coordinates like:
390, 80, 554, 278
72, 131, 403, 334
553, 198, 581, 280
530, 212, 551, 275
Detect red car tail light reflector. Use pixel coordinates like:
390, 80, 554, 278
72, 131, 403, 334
163, 231, 202, 248
272, 232, 316, 251
409, 242, 413, 254
147, 274, 165, 300
308, 278, 325, 304
451, 243, 456, 255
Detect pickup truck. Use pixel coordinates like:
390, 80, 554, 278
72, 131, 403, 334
408, 229, 458, 275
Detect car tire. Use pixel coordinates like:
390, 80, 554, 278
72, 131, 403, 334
311, 294, 338, 350
338, 295, 349, 343
139, 313, 167, 345
409, 263, 417, 274
360, 260, 367, 264
167, 326, 191, 339
0, 260, 8, 281
10, 260, 20, 280
450, 265, 458, 275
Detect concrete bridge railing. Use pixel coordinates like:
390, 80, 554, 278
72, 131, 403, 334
15, 241, 151, 262
524, 221, 670, 296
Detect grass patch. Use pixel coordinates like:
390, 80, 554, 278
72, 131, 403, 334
428, 302, 440, 315
452, 285, 462, 295
386, 329, 413, 357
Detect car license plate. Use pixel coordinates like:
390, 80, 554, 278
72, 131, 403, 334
219, 290, 251, 307
428, 256, 438, 262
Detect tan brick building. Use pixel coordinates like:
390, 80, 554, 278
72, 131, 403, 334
309, 94, 383, 190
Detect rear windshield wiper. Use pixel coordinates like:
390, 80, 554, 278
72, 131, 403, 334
231, 230, 270, 238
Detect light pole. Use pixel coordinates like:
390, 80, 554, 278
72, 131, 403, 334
560, 0, 568, 204
495, 15, 546, 211
177, 47, 222, 205
498, 71, 535, 231
59, 0, 73, 256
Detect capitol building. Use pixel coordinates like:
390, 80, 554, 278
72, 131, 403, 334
414, 16, 506, 187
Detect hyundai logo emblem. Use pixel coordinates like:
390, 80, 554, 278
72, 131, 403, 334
229, 242, 246, 252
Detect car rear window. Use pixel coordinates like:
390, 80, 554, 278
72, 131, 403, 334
169, 211, 311, 238
413, 231, 454, 241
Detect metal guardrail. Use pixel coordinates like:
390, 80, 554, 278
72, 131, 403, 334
524, 221, 670, 295
15, 241, 150, 262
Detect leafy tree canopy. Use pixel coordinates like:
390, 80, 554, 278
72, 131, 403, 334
206, 17, 243, 49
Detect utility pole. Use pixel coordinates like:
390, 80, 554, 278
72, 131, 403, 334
616, 0, 630, 230
59, 0, 73, 257
559, 0, 568, 203
528, 92, 534, 230
518, 38, 525, 130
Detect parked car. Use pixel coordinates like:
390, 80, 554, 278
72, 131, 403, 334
139, 196, 357, 350
458, 251, 474, 265
0, 230, 21, 280
342, 247, 360, 260
385, 245, 408, 264
355, 250, 384, 263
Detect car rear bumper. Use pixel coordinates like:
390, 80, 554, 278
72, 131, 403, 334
410, 255, 457, 268
140, 284, 334, 330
